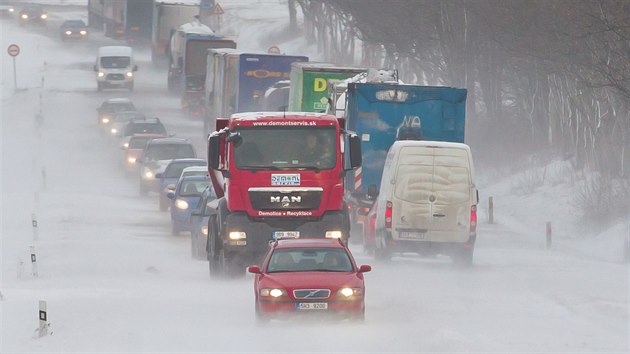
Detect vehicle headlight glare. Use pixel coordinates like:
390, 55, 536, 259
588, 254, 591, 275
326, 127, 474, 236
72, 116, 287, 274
97, 72, 105, 77
228, 231, 246, 240
201, 226, 208, 236
261, 288, 286, 297
175, 199, 189, 210
144, 171, 154, 179
123, 142, 129, 148
40, 14, 47, 19
9, 8, 14, 12
101, 117, 110, 123
338, 287, 361, 297
80, 30, 87, 35
21, 14, 28, 19
325, 230, 343, 239
127, 157, 136, 164
65, 30, 72, 35
110, 128, 117, 134
126, 72, 133, 77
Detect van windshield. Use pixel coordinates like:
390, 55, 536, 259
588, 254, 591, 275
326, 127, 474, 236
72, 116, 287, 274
101, 56, 130, 69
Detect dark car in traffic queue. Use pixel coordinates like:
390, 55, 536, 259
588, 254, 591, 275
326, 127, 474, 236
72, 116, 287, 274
167, 175, 212, 236
189, 185, 217, 259
59, 20, 88, 41
137, 138, 197, 196
156, 158, 207, 211
106, 111, 146, 139
18, 5, 47, 25
247, 238, 371, 322
120, 133, 165, 174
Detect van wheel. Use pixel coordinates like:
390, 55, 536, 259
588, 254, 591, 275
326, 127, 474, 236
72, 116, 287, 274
454, 246, 474, 267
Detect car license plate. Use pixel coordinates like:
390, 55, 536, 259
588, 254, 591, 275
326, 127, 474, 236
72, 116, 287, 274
296, 303, 328, 310
273, 231, 299, 239
400, 231, 425, 239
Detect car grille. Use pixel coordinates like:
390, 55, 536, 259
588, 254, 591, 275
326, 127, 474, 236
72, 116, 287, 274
248, 187, 322, 211
293, 289, 330, 299
106, 73, 125, 80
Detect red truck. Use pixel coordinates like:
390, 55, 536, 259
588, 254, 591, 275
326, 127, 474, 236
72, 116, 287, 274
206, 112, 362, 277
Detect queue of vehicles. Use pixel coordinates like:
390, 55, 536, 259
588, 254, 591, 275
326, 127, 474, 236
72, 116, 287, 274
13, 1, 478, 321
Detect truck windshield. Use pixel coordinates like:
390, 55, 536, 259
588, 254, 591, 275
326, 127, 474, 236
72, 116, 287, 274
101, 56, 130, 69
234, 126, 336, 170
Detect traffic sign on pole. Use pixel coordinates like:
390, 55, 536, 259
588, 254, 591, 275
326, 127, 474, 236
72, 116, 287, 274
7, 44, 20, 57
212, 3, 224, 15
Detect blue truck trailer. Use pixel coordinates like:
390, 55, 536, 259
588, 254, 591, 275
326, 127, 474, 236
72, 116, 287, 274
204, 51, 308, 131
335, 81, 467, 239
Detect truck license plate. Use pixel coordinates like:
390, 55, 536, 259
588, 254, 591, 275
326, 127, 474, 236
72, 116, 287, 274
296, 303, 328, 310
273, 231, 300, 239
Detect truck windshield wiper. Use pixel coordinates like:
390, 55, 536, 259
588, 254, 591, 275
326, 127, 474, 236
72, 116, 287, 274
239, 165, 281, 172
298, 166, 321, 173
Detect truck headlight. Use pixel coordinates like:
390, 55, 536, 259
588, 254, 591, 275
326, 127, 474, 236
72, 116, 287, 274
127, 157, 136, 164
97, 72, 105, 77
228, 231, 246, 240
338, 288, 362, 297
126, 72, 133, 77
325, 231, 343, 239
260, 288, 286, 297
175, 199, 189, 210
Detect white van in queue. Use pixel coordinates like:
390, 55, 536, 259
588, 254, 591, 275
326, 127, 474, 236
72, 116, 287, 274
371, 140, 478, 265
94, 46, 137, 91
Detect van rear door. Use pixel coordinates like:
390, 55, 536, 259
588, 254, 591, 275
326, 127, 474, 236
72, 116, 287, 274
393, 146, 471, 242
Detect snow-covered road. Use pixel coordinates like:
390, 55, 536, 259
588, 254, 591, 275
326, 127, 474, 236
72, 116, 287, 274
1, 5, 627, 353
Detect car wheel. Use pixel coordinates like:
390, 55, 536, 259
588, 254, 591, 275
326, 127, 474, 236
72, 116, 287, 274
222, 252, 244, 278
350, 305, 365, 322
208, 227, 223, 278
255, 301, 269, 324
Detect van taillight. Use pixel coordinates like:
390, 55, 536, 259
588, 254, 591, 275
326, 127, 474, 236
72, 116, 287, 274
470, 205, 477, 233
385, 201, 393, 229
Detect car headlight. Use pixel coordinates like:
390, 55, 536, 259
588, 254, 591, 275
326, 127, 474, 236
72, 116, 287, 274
8, 8, 14, 13
201, 226, 208, 236
126, 72, 133, 77
80, 30, 87, 35
175, 199, 189, 210
144, 170, 154, 179
40, 14, 47, 19
127, 157, 136, 164
110, 128, 117, 134
97, 72, 105, 77
21, 14, 28, 19
101, 117, 110, 124
65, 30, 72, 35
260, 288, 287, 298
228, 231, 246, 240
337, 288, 362, 297
325, 230, 343, 239
123, 142, 129, 148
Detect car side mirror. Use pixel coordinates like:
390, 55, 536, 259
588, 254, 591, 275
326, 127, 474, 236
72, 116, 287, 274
166, 191, 175, 199
133, 65, 138, 72
358, 265, 371, 273
166, 184, 176, 191
247, 265, 261, 274
154, 173, 163, 179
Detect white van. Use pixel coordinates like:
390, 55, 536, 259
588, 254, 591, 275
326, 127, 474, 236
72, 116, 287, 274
94, 46, 137, 91
371, 141, 478, 265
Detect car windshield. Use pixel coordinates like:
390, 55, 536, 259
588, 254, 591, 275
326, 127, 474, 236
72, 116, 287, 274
111, 103, 135, 112
129, 137, 152, 149
63, 20, 85, 27
182, 170, 207, 177
100, 56, 130, 69
234, 126, 336, 170
113, 113, 140, 123
125, 123, 166, 136
179, 180, 211, 196
164, 161, 205, 178
266, 248, 353, 273
145, 144, 195, 161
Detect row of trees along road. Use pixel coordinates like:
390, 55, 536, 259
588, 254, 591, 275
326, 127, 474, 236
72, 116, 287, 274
287, 0, 629, 226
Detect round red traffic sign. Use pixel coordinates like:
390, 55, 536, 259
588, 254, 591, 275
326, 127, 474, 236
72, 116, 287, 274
267, 45, 280, 54
7, 44, 20, 57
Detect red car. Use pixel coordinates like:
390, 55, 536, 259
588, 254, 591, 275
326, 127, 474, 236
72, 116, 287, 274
121, 133, 165, 174
247, 238, 371, 322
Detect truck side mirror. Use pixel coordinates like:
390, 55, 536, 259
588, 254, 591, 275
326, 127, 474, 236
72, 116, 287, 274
367, 184, 378, 199
347, 134, 362, 170
208, 134, 221, 169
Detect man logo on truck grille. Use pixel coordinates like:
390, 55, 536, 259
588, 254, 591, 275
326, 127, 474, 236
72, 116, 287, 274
271, 196, 302, 207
